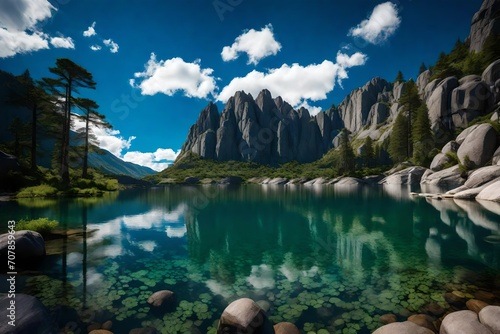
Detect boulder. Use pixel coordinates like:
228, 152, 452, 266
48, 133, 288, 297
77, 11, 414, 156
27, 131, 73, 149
456, 124, 480, 145
422, 302, 446, 317
451, 81, 491, 129
0, 294, 57, 334
483, 59, 500, 85
267, 178, 288, 185
218, 176, 243, 185
430, 153, 453, 171
380, 314, 398, 325
454, 186, 488, 200
273, 322, 300, 334
479, 306, 500, 333
147, 290, 175, 307
373, 321, 435, 334
420, 165, 465, 189
424, 79, 440, 103
442, 141, 460, 154
304, 177, 329, 185
407, 314, 436, 332
379, 166, 427, 185
217, 298, 274, 334
492, 146, 500, 165
477, 180, 500, 201
335, 177, 366, 186
457, 123, 498, 169
465, 166, 500, 188
426, 77, 459, 131
0, 230, 45, 264
467, 299, 489, 314
367, 102, 390, 127
417, 70, 432, 96
184, 177, 200, 185
440, 310, 493, 334
459, 75, 482, 85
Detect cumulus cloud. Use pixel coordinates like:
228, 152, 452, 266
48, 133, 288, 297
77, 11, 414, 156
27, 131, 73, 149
221, 24, 281, 65
348, 2, 401, 44
90, 44, 101, 51
131, 53, 217, 99
103, 38, 119, 53
217, 51, 367, 108
123, 148, 180, 172
83, 21, 96, 37
50, 36, 75, 49
0, 0, 60, 57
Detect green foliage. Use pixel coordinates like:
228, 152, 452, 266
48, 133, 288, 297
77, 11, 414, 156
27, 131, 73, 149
67, 187, 103, 197
17, 184, 58, 198
419, 63, 427, 75
412, 104, 434, 166
442, 151, 459, 170
334, 129, 355, 175
17, 218, 58, 236
394, 70, 405, 83
459, 155, 474, 172
360, 136, 374, 167
388, 112, 409, 163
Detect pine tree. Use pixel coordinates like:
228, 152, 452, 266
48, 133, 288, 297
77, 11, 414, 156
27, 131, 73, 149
398, 79, 421, 158
74, 98, 111, 178
336, 129, 355, 175
395, 70, 405, 83
419, 63, 427, 75
361, 136, 374, 167
389, 112, 409, 163
43, 59, 96, 187
412, 104, 434, 166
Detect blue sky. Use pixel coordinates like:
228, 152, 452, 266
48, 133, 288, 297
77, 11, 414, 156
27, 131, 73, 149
0, 0, 481, 171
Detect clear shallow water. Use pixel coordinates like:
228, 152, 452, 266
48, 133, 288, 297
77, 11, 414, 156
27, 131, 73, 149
1, 185, 500, 333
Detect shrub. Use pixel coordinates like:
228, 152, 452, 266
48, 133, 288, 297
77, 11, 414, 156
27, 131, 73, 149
17, 218, 58, 236
17, 184, 58, 198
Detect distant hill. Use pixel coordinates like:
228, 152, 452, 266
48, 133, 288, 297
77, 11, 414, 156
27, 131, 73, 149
87, 149, 156, 179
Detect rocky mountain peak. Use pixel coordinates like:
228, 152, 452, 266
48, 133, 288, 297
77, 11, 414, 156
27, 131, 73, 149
468, 0, 500, 52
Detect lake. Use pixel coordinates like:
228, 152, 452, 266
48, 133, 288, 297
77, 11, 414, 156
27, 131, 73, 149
1, 184, 500, 333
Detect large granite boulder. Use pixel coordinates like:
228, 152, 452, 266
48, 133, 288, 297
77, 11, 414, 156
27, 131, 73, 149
367, 102, 390, 128
477, 180, 500, 201
440, 310, 493, 334
273, 322, 300, 334
442, 141, 460, 154
417, 70, 432, 96
217, 298, 274, 334
456, 124, 480, 145
483, 59, 500, 86
469, 0, 500, 53
430, 153, 454, 172
426, 77, 459, 131
465, 165, 500, 188
492, 146, 500, 165
424, 79, 440, 103
457, 123, 498, 169
451, 81, 491, 129
373, 321, 434, 334
0, 230, 45, 264
479, 306, 500, 333
420, 165, 465, 189
379, 166, 427, 185
0, 294, 57, 334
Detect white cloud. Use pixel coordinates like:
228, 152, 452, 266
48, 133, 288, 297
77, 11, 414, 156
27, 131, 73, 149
348, 2, 401, 44
221, 24, 281, 65
123, 148, 180, 172
103, 38, 119, 53
131, 53, 217, 99
83, 21, 96, 37
0, 0, 58, 58
90, 44, 101, 51
50, 36, 75, 49
217, 51, 367, 108
0, 29, 49, 57
297, 101, 323, 116
0, 0, 55, 31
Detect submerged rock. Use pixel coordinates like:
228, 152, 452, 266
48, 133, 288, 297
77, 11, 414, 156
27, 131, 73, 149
217, 298, 274, 334
467, 299, 489, 314
147, 290, 175, 307
440, 310, 493, 334
273, 322, 300, 334
0, 294, 57, 334
0, 230, 45, 264
373, 321, 435, 334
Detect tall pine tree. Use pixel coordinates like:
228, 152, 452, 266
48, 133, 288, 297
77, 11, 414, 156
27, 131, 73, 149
388, 112, 409, 163
398, 79, 421, 158
412, 104, 434, 166
336, 129, 355, 175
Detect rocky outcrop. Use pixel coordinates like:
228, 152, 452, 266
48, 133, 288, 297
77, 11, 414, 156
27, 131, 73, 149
457, 123, 498, 169
451, 81, 491, 129
468, 0, 500, 53
464, 165, 500, 188
417, 70, 432, 97
479, 306, 500, 333
180, 103, 219, 161
426, 76, 459, 131
0, 294, 57, 334
420, 165, 465, 189
482, 59, 500, 85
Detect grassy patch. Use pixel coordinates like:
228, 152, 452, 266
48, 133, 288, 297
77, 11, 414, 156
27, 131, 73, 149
16, 184, 59, 198
17, 218, 58, 236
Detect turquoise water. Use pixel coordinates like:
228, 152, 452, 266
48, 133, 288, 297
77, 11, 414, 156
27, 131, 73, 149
1, 185, 500, 333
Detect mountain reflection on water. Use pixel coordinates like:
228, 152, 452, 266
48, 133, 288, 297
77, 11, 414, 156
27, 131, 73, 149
1, 185, 499, 333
